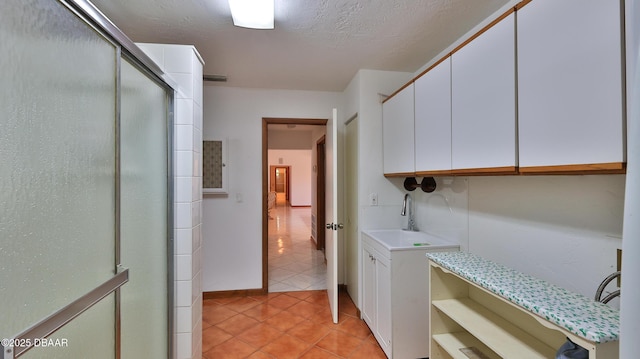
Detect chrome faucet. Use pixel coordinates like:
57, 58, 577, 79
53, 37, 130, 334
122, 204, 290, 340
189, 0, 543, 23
401, 193, 418, 231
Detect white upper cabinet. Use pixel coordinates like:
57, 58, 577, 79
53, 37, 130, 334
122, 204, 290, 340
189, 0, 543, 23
415, 57, 452, 173
517, 0, 625, 171
383, 83, 415, 175
451, 12, 517, 172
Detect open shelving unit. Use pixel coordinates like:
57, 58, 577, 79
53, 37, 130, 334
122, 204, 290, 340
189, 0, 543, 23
432, 298, 555, 358
428, 252, 619, 359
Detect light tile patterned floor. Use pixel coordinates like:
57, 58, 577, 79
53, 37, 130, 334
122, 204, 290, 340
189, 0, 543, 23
268, 201, 326, 292
202, 290, 386, 359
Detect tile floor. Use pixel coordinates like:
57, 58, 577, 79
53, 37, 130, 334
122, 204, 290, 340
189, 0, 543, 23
268, 199, 326, 292
202, 290, 387, 359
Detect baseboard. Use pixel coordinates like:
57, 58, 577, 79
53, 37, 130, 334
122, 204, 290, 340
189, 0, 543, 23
203, 288, 267, 300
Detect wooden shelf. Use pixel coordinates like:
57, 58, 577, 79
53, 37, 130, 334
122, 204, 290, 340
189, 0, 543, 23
432, 298, 556, 359
433, 332, 500, 359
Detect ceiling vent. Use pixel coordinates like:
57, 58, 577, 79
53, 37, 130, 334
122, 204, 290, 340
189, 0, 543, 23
203, 74, 228, 82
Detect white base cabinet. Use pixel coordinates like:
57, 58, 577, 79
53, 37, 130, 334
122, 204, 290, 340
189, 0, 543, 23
361, 239, 392, 356
361, 232, 459, 358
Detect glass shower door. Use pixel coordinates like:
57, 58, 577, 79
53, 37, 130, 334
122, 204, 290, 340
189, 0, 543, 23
0, 0, 119, 357
119, 58, 171, 359
0, 1, 173, 358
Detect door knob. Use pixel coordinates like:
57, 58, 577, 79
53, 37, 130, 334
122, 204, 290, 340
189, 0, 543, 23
326, 223, 344, 230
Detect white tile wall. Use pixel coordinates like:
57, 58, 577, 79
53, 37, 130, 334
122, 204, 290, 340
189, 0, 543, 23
194, 127, 202, 153
176, 254, 193, 281
176, 99, 194, 125
176, 125, 194, 151
191, 201, 201, 227
173, 73, 194, 99
137, 43, 204, 359
176, 280, 192, 307
175, 203, 192, 229
194, 103, 203, 130
175, 151, 194, 177
176, 228, 192, 255
176, 333, 191, 359
175, 178, 192, 203
191, 178, 200, 202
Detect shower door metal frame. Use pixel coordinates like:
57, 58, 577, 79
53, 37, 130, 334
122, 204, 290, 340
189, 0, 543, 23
1, 0, 176, 358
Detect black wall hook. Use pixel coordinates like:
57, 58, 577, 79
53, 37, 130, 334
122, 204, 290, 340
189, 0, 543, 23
403, 177, 437, 193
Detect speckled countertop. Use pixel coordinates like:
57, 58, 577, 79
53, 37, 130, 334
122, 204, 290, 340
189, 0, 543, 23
427, 251, 620, 343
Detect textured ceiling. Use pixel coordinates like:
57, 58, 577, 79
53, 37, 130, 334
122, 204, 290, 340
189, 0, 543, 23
90, 0, 510, 91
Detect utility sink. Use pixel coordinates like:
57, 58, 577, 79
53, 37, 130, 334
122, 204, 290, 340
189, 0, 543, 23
362, 229, 459, 251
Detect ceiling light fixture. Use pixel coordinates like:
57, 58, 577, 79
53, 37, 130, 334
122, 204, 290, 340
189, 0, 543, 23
228, 0, 274, 29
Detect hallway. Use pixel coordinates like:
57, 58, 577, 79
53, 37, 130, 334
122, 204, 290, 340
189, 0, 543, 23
268, 196, 326, 292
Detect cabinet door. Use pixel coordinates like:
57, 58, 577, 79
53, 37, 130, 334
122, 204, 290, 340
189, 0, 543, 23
361, 245, 377, 328
451, 13, 516, 171
415, 57, 452, 173
375, 254, 392, 357
518, 0, 624, 169
383, 83, 415, 175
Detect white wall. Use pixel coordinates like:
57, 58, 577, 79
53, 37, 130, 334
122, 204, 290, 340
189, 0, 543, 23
268, 130, 312, 149
202, 86, 340, 291
394, 175, 625, 302
466, 175, 624, 300
268, 149, 312, 206
407, 178, 470, 248
621, 0, 640, 355
341, 69, 415, 308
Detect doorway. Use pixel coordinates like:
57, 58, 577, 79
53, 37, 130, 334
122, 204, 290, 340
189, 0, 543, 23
270, 165, 291, 205
262, 118, 328, 292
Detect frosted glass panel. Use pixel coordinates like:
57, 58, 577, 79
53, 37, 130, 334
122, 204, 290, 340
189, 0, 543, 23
120, 58, 169, 358
20, 294, 115, 359
0, 0, 116, 339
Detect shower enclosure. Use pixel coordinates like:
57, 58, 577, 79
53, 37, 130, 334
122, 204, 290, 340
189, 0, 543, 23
1, 0, 175, 358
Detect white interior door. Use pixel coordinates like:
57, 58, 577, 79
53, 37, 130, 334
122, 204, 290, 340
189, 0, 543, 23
325, 108, 341, 323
